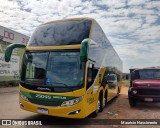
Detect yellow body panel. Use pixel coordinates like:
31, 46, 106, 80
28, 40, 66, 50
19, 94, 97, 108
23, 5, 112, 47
26, 45, 81, 51
20, 97, 86, 119
19, 84, 86, 97
19, 85, 88, 118
19, 45, 119, 118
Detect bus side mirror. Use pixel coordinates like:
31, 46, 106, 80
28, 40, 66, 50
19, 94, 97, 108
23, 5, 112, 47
80, 39, 89, 62
5, 43, 26, 62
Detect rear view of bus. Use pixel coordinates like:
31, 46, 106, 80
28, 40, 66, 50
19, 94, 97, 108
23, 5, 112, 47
5, 18, 122, 118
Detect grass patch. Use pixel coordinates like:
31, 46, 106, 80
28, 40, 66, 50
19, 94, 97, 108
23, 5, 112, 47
121, 80, 130, 87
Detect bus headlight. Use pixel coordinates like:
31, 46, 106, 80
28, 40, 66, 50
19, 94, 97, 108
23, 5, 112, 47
61, 96, 83, 106
19, 92, 29, 102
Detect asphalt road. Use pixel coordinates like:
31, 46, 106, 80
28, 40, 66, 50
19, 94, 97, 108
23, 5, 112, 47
0, 86, 160, 128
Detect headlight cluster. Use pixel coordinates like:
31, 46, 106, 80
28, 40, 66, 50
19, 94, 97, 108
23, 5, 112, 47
132, 90, 137, 94
19, 92, 29, 102
61, 96, 83, 106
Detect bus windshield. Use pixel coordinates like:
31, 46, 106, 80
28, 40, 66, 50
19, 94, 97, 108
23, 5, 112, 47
21, 51, 85, 89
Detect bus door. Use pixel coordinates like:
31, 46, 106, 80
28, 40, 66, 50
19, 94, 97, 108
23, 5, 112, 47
85, 62, 98, 114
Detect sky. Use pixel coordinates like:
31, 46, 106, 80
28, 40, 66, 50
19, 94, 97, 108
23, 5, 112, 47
0, 0, 160, 73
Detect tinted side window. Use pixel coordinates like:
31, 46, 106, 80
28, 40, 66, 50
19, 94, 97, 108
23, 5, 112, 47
86, 63, 98, 89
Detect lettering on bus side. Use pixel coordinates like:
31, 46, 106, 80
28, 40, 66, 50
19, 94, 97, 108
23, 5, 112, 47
87, 97, 95, 104
35, 94, 52, 100
32, 93, 70, 101
52, 96, 67, 100
35, 94, 67, 100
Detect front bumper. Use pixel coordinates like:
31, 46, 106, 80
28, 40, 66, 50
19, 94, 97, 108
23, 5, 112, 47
19, 96, 86, 119
128, 87, 160, 102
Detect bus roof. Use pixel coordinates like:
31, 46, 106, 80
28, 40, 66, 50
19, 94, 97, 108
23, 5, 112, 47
43, 17, 94, 25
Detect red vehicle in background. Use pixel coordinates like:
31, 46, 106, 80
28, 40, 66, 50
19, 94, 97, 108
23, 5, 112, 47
128, 67, 160, 107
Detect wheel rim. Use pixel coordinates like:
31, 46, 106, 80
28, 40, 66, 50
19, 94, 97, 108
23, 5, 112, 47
96, 100, 100, 112
103, 98, 106, 107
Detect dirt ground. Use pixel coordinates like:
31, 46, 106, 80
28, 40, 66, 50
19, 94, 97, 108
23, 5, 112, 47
96, 85, 160, 128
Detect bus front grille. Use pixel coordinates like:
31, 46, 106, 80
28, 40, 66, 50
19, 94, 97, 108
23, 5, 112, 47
137, 89, 160, 96
28, 98, 63, 106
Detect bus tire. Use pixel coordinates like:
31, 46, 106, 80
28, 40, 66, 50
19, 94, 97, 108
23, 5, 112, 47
99, 93, 104, 112
104, 90, 108, 105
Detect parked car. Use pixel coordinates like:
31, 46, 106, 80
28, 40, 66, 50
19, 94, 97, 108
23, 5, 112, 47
128, 67, 160, 107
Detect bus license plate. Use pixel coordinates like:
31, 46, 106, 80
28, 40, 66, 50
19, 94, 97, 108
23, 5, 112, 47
144, 98, 153, 102
37, 108, 48, 114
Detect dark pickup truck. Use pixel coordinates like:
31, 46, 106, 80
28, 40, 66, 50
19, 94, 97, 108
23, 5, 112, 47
128, 67, 160, 107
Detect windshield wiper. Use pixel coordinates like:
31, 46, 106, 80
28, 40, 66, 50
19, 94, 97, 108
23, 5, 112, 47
48, 82, 70, 88
52, 81, 83, 88
47, 81, 76, 92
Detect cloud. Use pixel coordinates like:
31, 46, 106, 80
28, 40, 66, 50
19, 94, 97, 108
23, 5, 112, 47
144, 1, 160, 10
0, 0, 160, 73
128, 0, 146, 6
145, 15, 158, 24
114, 42, 160, 72
97, 0, 126, 9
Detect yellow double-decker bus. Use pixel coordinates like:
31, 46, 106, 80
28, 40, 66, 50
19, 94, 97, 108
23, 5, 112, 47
5, 18, 122, 118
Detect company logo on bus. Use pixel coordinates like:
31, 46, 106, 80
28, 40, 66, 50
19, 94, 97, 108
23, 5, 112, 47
37, 87, 51, 91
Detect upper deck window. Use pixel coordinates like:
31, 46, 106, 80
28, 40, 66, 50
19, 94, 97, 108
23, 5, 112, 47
27, 19, 91, 46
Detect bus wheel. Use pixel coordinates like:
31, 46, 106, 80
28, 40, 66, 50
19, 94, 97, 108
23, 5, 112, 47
105, 91, 108, 105
99, 96, 104, 112
103, 97, 106, 108
129, 97, 137, 107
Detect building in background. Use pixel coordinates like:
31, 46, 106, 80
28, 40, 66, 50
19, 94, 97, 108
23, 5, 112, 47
0, 25, 29, 83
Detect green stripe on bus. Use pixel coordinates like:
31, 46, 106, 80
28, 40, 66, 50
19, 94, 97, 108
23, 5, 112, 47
20, 91, 76, 102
